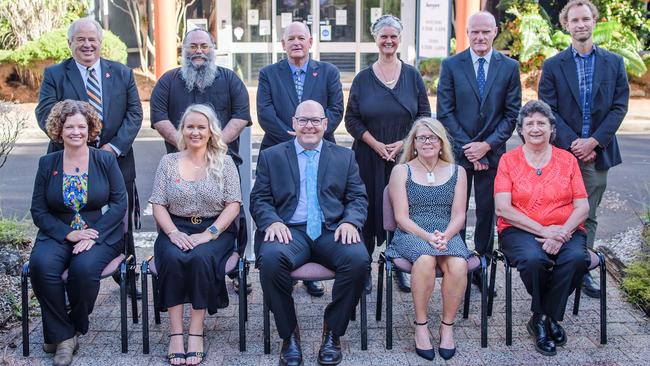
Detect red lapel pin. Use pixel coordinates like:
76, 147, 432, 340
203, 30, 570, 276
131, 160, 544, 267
312, 72, 318, 77
176, 178, 181, 184
53, 170, 58, 176
105, 72, 111, 78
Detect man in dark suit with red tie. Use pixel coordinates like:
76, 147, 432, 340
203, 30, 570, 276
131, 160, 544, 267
35, 17, 143, 294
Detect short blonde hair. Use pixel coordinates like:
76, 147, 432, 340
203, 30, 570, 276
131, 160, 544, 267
559, 0, 599, 30
399, 117, 454, 164
45, 99, 102, 143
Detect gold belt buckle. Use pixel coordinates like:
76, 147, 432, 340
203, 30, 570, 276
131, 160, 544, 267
190, 215, 202, 224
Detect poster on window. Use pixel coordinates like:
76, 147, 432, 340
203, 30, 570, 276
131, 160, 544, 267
281, 12, 293, 28
259, 20, 271, 36
336, 10, 347, 26
370, 8, 382, 24
248, 9, 259, 25
418, 0, 451, 58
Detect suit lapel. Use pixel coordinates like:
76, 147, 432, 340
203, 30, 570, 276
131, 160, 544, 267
285, 142, 301, 196
591, 47, 607, 102
100, 59, 112, 121
280, 60, 300, 107
316, 141, 330, 193
302, 59, 319, 100
481, 51, 502, 107
65, 59, 88, 102
559, 48, 581, 108
460, 50, 481, 102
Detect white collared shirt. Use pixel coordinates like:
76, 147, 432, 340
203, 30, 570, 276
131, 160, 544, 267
469, 47, 493, 79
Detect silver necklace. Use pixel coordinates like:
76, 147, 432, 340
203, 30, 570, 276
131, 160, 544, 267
417, 157, 440, 184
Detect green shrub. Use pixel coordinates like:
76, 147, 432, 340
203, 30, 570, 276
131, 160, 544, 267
621, 257, 650, 310
0, 218, 31, 247
6, 28, 127, 66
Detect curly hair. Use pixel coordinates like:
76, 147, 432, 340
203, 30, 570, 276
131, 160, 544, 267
45, 100, 102, 143
559, 0, 599, 30
516, 100, 557, 144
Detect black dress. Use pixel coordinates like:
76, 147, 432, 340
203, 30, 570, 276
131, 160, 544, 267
345, 61, 431, 252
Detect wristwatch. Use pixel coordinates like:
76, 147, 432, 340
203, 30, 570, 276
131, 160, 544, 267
207, 225, 220, 240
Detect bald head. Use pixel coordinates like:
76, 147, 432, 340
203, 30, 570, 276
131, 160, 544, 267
293, 100, 327, 149
468, 11, 497, 29
467, 11, 498, 57
295, 100, 325, 118
282, 22, 311, 40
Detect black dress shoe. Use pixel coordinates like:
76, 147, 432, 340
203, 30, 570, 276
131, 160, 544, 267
526, 313, 556, 356
280, 328, 303, 366
396, 270, 411, 293
582, 273, 601, 299
438, 320, 456, 360
364, 269, 372, 294
472, 272, 496, 297
413, 320, 434, 361
318, 325, 342, 365
545, 316, 567, 346
304, 280, 325, 297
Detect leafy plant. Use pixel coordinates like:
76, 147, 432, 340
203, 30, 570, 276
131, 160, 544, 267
592, 0, 650, 48
0, 218, 31, 247
621, 258, 650, 312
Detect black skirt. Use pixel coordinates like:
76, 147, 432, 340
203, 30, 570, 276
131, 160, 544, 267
154, 215, 236, 314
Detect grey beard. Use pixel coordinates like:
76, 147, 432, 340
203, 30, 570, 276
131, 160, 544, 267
180, 61, 217, 92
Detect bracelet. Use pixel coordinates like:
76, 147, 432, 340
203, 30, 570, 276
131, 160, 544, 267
167, 229, 179, 235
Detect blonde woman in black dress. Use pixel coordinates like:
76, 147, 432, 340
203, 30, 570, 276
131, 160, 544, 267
150, 104, 241, 365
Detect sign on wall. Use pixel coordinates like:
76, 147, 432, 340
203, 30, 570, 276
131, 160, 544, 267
417, 0, 451, 59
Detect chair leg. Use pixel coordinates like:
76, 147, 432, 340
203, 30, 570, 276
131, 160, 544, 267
487, 255, 498, 317
386, 261, 393, 350
573, 285, 582, 316
152, 275, 161, 325
129, 260, 138, 324
361, 292, 367, 350
120, 263, 128, 353
376, 255, 385, 322
505, 262, 512, 346
238, 258, 246, 352
244, 261, 249, 322
480, 257, 488, 348
141, 261, 150, 354
351, 302, 357, 321
263, 297, 271, 354
599, 253, 607, 344
463, 272, 471, 319
21, 262, 30, 357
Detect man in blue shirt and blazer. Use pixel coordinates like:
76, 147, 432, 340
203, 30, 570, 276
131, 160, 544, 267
250, 100, 369, 366
539, 0, 629, 298
436, 11, 521, 293
257, 21, 344, 297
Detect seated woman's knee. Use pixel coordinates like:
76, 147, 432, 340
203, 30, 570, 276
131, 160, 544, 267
445, 257, 467, 277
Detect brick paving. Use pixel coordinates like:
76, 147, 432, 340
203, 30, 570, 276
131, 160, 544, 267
5, 245, 650, 366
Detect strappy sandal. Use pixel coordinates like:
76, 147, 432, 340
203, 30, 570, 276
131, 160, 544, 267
186, 333, 206, 366
167, 333, 186, 365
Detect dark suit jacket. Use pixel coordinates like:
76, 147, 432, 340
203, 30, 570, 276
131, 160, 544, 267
250, 139, 368, 253
436, 49, 522, 169
35, 58, 143, 182
30, 148, 127, 246
257, 59, 344, 150
538, 46, 629, 170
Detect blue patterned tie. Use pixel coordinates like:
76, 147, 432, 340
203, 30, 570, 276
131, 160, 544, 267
294, 69, 304, 102
304, 150, 321, 240
477, 57, 486, 101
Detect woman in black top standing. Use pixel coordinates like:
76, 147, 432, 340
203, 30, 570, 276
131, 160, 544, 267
345, 14, 431, 291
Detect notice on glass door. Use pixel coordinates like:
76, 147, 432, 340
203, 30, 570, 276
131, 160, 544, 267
336, 10, 347, 26
248, 9, 259, 25
259, 19, 270, 36
281, 12, 293, 28
370, 8, 382, 24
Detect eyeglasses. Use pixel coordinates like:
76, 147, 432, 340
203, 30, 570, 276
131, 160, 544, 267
73, 37, 100, 44
415, 135, 440, 144
294, 117, 326, 126
186, 43, 212, 52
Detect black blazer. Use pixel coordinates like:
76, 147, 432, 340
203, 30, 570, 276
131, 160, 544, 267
436, 49, 522, 169
250, 140, 368, 250
30, 148, 127, 246
35, 57, 143, 182
538, 46, 629, 170
256, 59, 344, 149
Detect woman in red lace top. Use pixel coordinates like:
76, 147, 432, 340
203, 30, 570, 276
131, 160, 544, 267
494, 100, 590, 357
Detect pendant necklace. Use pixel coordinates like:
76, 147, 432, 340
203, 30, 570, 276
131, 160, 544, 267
417, 157, 439, 184
523, 146, 550, 176
376, 60, 399, 85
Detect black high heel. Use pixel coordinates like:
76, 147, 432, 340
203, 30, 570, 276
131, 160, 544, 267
186, 333, 206, 366
166, 333, 185, 365
413, 320, 435, 361
438, 320, 456, 360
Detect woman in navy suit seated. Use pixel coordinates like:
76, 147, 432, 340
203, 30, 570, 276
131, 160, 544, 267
149, 104, 241, 366
29, 100, 127, 366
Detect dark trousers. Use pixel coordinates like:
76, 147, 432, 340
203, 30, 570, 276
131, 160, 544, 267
461, 167, 497, 257
29, 238, 122, 344
257, 226, 370, 339
500, 227, 590, 321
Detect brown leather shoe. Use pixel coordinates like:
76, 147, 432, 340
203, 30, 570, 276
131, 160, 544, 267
53, 335, 78, 366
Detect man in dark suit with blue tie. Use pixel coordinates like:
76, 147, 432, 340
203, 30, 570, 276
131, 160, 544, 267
35, 17, 143, 294
437, 11, 521, 292
539, 0, 629, 299
257, 21, 344, 297
251, 100, 369, 366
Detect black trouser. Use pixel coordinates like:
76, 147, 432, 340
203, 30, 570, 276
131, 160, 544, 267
257, 225, 370, 339
500, 227, 590, 321
30, 238, 122, 344
461, 167, 497, 257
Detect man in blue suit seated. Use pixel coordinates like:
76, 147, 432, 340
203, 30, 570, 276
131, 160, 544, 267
257, 21, 344, 297
250, 100, 369, 366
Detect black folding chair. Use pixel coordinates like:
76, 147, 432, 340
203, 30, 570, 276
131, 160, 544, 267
376, 187, 488, 349
487, 243, 607, 345
21, 214, 138, 356
141, 213, 250, 353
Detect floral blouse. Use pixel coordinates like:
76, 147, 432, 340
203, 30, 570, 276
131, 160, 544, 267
63, 173, 88, 230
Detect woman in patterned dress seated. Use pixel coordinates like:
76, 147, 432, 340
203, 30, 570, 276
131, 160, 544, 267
386, 117, 470, 361
29, 100, 127, 366
494, 100, 589, 357
149, 104, 241, 366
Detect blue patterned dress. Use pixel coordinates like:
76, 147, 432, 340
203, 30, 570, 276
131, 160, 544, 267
63, 173, 88, 229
